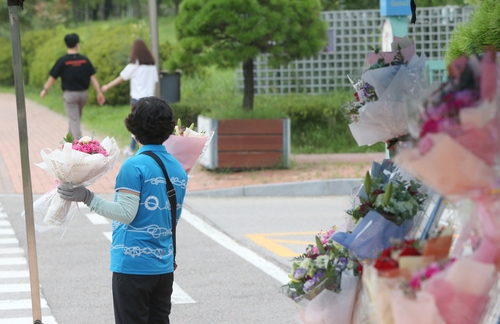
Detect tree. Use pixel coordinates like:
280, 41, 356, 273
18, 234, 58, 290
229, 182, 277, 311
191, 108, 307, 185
175, 0, 327, 110
445, 0, 500, 62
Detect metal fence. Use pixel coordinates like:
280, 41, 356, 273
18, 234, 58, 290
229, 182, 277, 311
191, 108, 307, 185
235, 6, 475, 94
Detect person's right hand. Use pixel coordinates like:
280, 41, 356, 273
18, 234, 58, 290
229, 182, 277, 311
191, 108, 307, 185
101, 84, 109, 93
40, 89, 47, 98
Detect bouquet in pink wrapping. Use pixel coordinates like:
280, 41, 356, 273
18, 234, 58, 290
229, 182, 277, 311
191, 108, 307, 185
363, 231, 454, 324
163, 119, 213, 174
393, 257, 497, 324
397, 47, 500, 198
345, 35, 429, 148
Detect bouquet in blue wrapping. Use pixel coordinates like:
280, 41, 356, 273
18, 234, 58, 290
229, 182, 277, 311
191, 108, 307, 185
333, 163, 428, 260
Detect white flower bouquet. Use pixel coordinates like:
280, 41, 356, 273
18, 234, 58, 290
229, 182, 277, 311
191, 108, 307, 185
24, 134, 120, 235
347, 36, 429, 148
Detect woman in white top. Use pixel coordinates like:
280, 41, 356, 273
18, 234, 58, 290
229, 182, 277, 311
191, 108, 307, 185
102, 39, 159, 157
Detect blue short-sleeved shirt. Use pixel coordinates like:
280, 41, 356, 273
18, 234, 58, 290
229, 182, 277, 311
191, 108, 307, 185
110, 144, 187, 275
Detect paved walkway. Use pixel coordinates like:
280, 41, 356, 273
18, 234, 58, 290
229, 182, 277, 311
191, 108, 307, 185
0, 93, 385, 195
0, 93, 122, 195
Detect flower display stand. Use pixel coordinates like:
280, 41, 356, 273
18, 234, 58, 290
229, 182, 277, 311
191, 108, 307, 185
197, 115, 290, 170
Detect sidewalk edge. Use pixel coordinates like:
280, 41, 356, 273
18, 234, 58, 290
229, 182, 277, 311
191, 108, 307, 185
186, 178, 362, 197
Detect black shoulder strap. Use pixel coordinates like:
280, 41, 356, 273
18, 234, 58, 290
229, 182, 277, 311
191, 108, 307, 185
140, 151, 177, 270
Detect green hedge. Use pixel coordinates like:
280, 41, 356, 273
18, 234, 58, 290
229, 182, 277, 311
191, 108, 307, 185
0, 39, 13, 86
24, 23, 149, 106
171, 87, 385, 154
0, 20, 209, 104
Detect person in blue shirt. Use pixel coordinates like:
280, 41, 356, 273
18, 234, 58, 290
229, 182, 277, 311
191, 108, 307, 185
58, 96, 188, 324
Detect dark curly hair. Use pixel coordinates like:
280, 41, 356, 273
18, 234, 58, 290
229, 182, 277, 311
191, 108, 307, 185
124, 97, 175, 145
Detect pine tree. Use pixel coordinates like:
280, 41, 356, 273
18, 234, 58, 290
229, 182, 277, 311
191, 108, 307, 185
174, 0, 327, 110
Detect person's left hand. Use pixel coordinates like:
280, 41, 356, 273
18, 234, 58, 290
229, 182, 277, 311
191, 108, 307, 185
97, 93, 106, 106
58, 185, 94, 205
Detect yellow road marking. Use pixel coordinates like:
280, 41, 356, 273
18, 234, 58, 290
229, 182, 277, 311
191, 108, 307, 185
246, 232, 320, 258
272, 239, 312, 244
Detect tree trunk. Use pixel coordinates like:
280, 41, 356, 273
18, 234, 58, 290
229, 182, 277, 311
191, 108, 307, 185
104, 0, 113, 20
242, 58, 254, 111
85, 1, 89, 25
174, 0, 180, 15
135, 0, 142, 19
98, 2, 105, 20
73, 0, 79, 26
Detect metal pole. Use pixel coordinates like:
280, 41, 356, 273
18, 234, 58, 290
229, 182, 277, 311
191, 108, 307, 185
148, 0, 160, 97
7, 1, 43, 323
420, 196, 443, 240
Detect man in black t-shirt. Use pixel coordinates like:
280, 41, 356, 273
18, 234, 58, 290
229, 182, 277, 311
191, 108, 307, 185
40, 33, 105, 139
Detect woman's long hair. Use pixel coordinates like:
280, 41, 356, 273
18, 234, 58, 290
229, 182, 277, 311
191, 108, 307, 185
129, 39, 155, 65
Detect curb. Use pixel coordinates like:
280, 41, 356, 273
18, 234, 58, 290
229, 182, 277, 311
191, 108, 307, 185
186, 178, 362, 197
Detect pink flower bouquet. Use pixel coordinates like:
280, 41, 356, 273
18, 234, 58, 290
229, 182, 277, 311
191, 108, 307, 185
389, 257, 497, 324
27, 135, 120, 234
163, 124, 213, 174
397, 48, 500, 198
391, 290, 445, 324
421, 258, 497, 324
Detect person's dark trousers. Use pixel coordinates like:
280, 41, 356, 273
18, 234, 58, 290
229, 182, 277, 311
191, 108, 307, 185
112, 272, 174, 324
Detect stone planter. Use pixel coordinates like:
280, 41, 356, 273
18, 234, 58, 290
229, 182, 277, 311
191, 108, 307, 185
197, 115, 290, 170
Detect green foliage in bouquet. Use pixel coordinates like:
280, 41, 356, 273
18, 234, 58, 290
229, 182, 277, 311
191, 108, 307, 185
282, 227, 363, 302
445, 0, 500, 63
347, 172, 427, 226
367, 45, 406, 71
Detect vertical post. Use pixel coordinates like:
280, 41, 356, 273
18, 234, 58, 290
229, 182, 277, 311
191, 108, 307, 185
7, 1, 43, 324
148, 0, 160, 97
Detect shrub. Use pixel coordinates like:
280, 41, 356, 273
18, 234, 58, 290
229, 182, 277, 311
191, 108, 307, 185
0, 21, 150, 106
160, 40, 208, 77
25, 28, 66, 89
0, 37, 13, 86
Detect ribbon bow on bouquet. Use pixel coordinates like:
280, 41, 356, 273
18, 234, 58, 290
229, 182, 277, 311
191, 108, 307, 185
346, 36, 429, 150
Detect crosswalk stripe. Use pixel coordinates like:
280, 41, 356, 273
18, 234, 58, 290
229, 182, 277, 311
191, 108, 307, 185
0, 283, 31, 293
103, 231, 112, 241
0, 316, 58, 324
0, 203, 58, 323
0, 270, 29, 278
85, 213, 109, 225
0, 298, 48, 310
172, 283, 195, 304
0, 229, 14, 235
0, 238, 19, 244
0, 258, 26, 266
0, 247, 24, 255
